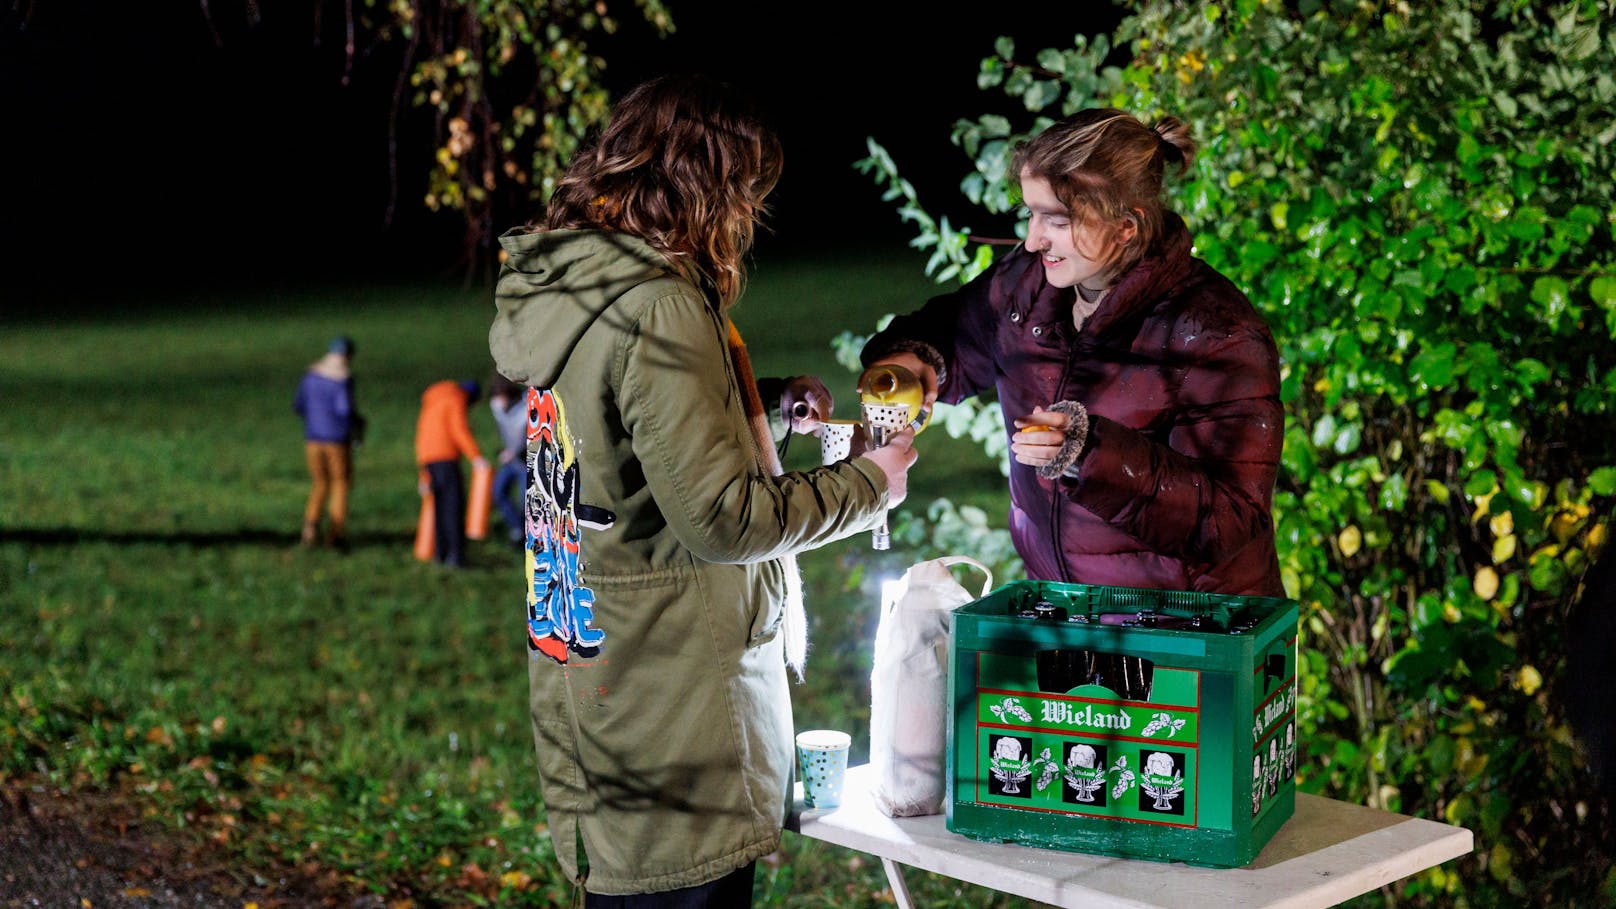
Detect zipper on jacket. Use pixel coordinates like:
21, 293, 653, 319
1047, 341, 1084, 585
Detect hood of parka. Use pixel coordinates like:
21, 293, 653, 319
489, 228, 678, 388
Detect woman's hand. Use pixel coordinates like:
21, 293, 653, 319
780, 375, 833, 434
1012, 403, 1092, 478
859, 426, 918, 507
1010, 406, 1071, 471
859, 352, 938, 410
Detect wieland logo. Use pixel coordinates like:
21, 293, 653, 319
1259, 687, 1295, 730
1040, 699, 1132, 731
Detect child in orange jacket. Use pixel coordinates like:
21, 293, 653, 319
415, 378, 488, 567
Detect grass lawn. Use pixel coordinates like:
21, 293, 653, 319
0, 249, 1037, 907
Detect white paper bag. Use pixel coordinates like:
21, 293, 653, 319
869, 555, 993, 817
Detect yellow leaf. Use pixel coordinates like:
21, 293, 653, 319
1488, 510, 1513, 537
1338, 525, 1362, 557
1442, 601, 1462, 623
1491, 534, 1516, 564
1489, 842, 1514, 880
1473, 567, 1499, 600
1516, 665, 1542, 695
1587, 521, 1607, 549
1444, 793, 1470, 825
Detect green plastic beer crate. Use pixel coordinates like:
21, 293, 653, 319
947, 580, 1299, 868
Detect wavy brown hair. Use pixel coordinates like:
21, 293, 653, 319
1012, 108, 1197, 282
542, 74, 782, 308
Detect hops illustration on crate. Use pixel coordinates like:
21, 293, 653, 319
1033, 747, 1061, 793
1109, 755, 1137, 801
989, 697, 1033, 723
1142, 712, 1187, 738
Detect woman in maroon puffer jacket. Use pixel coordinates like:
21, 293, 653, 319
862, 107, 1283, 598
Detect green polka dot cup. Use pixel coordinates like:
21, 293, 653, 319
796, 729, 851, 810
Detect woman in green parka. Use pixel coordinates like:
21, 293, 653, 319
488, 74, 918, 907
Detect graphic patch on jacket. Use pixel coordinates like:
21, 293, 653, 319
524, 387, 616, 664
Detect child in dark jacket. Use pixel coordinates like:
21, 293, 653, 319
293, 335, 363, 549
488, 374, 529, 547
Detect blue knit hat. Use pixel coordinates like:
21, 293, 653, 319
459, 378, 482, 403
328, 335, 355, 356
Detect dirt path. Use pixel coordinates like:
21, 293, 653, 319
1, 782, 373, 909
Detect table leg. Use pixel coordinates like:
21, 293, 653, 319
881, 856, 916, 909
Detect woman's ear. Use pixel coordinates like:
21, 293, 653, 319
1118, 209, 1143, 245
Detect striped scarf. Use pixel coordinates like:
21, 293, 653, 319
726, 319, 808, 679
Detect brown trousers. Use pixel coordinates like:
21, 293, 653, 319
302, 441, 352, 541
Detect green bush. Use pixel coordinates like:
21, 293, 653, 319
855, 1, 1616, 904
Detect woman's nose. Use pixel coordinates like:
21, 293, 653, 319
1026, 220, 1046, 251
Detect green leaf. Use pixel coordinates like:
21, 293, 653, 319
1379, 473, 1409, 511
1464, 470, 1498, 497
1023, 79, 1061, 111
1589, 467, 1616, 496
1428, 735, 1457, 776
1529, 556, 1568, 594
1386, 635, 1451, 690
1333, 422, 1362, 455
1409, 342, 1458, 391
1530, 275, 1571, 324
1512, 358, 1551, 389
1591, 275, 1616, 308
1310, 413, 1338, 449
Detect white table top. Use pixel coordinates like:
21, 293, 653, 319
789, 763, 1473, 909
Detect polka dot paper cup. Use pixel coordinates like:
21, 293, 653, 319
796, 729, 852, 810
819, 419, 862, 464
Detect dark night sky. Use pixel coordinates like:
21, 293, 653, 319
0, 2, 1123, 298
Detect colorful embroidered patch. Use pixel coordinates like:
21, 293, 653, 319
524, 388, 615, 663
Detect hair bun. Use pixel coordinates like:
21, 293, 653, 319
1157, 134, 1184, 164
1151, 117, 1196, 173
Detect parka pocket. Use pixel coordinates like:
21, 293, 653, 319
746, 560, 786, 647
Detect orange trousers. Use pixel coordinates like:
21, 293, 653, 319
302, 441, 352, 542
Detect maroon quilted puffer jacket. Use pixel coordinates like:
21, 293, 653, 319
864, 214, 1284, 596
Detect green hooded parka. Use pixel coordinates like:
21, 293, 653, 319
489, 228, 888, 895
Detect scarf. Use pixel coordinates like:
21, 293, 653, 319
726, 319, 809, 679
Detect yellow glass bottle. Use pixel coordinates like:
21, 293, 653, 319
857, 363, 931, 433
